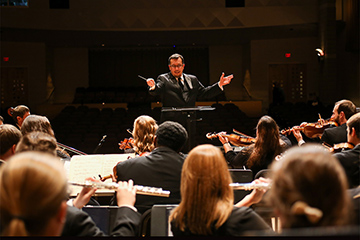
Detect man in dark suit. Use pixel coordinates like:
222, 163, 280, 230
293, 99, 356, 146
321, 99, 357, 146
334, 112, 360, 188
114, 121, 188, 214
146, 53, 233, 123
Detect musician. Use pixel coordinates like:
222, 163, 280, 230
131, 115, 158, 157
0, 151, 141, 236
218, 115, 288, 177
169, 144, 272, 236
0, 124, 22, 164
8, 105, 30, 129
293, 99, 356, 146
15, 131, 57, 156
113, 121, 188, 214
268, 145, 352, 230
21, 114, 70, 160
146, 53, 233, 125
333, 112, 360, 188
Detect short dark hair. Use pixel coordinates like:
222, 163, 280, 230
336, 100, 356, 120
0, 124, 22, 155
347, 112, 360, 139
8, 105, 30, 123
168, 53, 184, 65
156, 121, 188, 152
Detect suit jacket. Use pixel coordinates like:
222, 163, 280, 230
321, 123, 347, 146
149, 72, 223, 108
115, 146, 185, 214
170, 206, 272, 236
334, 144, 360, 188
62, 206, 141, 236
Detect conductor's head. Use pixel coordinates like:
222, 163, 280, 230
155, 121, 188, 153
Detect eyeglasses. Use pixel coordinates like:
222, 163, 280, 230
170, 64, 183, 68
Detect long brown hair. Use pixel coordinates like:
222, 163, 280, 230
247, 115, 282, 168
0, 152, 68, 236
169, 144, 234, 235
268, 145, 351, 228
132, 115, 158, 155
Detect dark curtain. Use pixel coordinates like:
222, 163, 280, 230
89, 47, 209, 88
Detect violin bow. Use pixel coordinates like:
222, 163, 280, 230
232, 129, 252, 138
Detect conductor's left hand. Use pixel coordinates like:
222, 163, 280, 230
219, 72, 233, 88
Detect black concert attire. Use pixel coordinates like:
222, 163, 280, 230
170, 206, 272, 236
321, 123, 347, 146
62, 205, 141, 236
149, 72, 223, 124
334, 144, 360, 188
113, 146, 185, 214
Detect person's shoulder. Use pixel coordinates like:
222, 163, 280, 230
183, 73, 197, 79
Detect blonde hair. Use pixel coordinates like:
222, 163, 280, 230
0, 152, 68, 236
132, 115, 157, 155
268, 144, 351, 228
169, 144, 234, 235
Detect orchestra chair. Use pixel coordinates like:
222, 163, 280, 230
137, 209, 152, 237
228, 169, 253, 203
150, 204, 178, 237
254, 169, 272, 180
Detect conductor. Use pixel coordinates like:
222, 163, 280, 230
146, 53, 233, 124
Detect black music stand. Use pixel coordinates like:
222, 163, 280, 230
161, 106, 215, 152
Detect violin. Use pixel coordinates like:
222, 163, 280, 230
281, 117, 338, 139
206, 131, 256, 147
323, 142, 355, 153
118, 138, 134, 150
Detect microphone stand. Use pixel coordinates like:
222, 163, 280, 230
93, 135, 107, 154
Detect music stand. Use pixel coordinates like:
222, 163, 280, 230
161, 106, 215, 151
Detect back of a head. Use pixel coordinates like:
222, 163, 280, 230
20, 114, 55, 137
256, 115, 279, 139
269, 144, 351, 229
347, 112, 360, 139
8, 105, 30, 123
0, 151, 68, 236
15, 131, 57, 156
336, 100, 356, 120
0, 124, 22, 156
133, 115, 158, 153
155, 121, 188, 152
170, 144, 233, 235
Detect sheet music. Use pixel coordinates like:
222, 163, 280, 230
68, 153, 134, 196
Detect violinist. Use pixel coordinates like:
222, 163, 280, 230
333, 112, 360, 188
8, 105, 30, 129
218, 115, 289, 177
292, 99, 356, 146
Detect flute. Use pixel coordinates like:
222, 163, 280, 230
230, 182, 271, 190
69, 181, 170, 197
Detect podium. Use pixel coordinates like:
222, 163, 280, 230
161, 106, 215, 152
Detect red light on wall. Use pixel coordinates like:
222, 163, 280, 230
285, 53, 291, 58
3, 57, 9, 62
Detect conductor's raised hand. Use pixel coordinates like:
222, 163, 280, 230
219, 72, 233, 88
146, 78, 155, 88
116, 179, 136, 208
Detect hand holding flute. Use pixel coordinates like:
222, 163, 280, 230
234, 178, 271, 208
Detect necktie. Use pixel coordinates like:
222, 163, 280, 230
178, 78, 184, 90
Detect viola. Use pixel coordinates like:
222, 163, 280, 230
206, 131, 256, 147
280, 119, 338, 139
323, 142, 355, 153
118, 138, 134, 150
